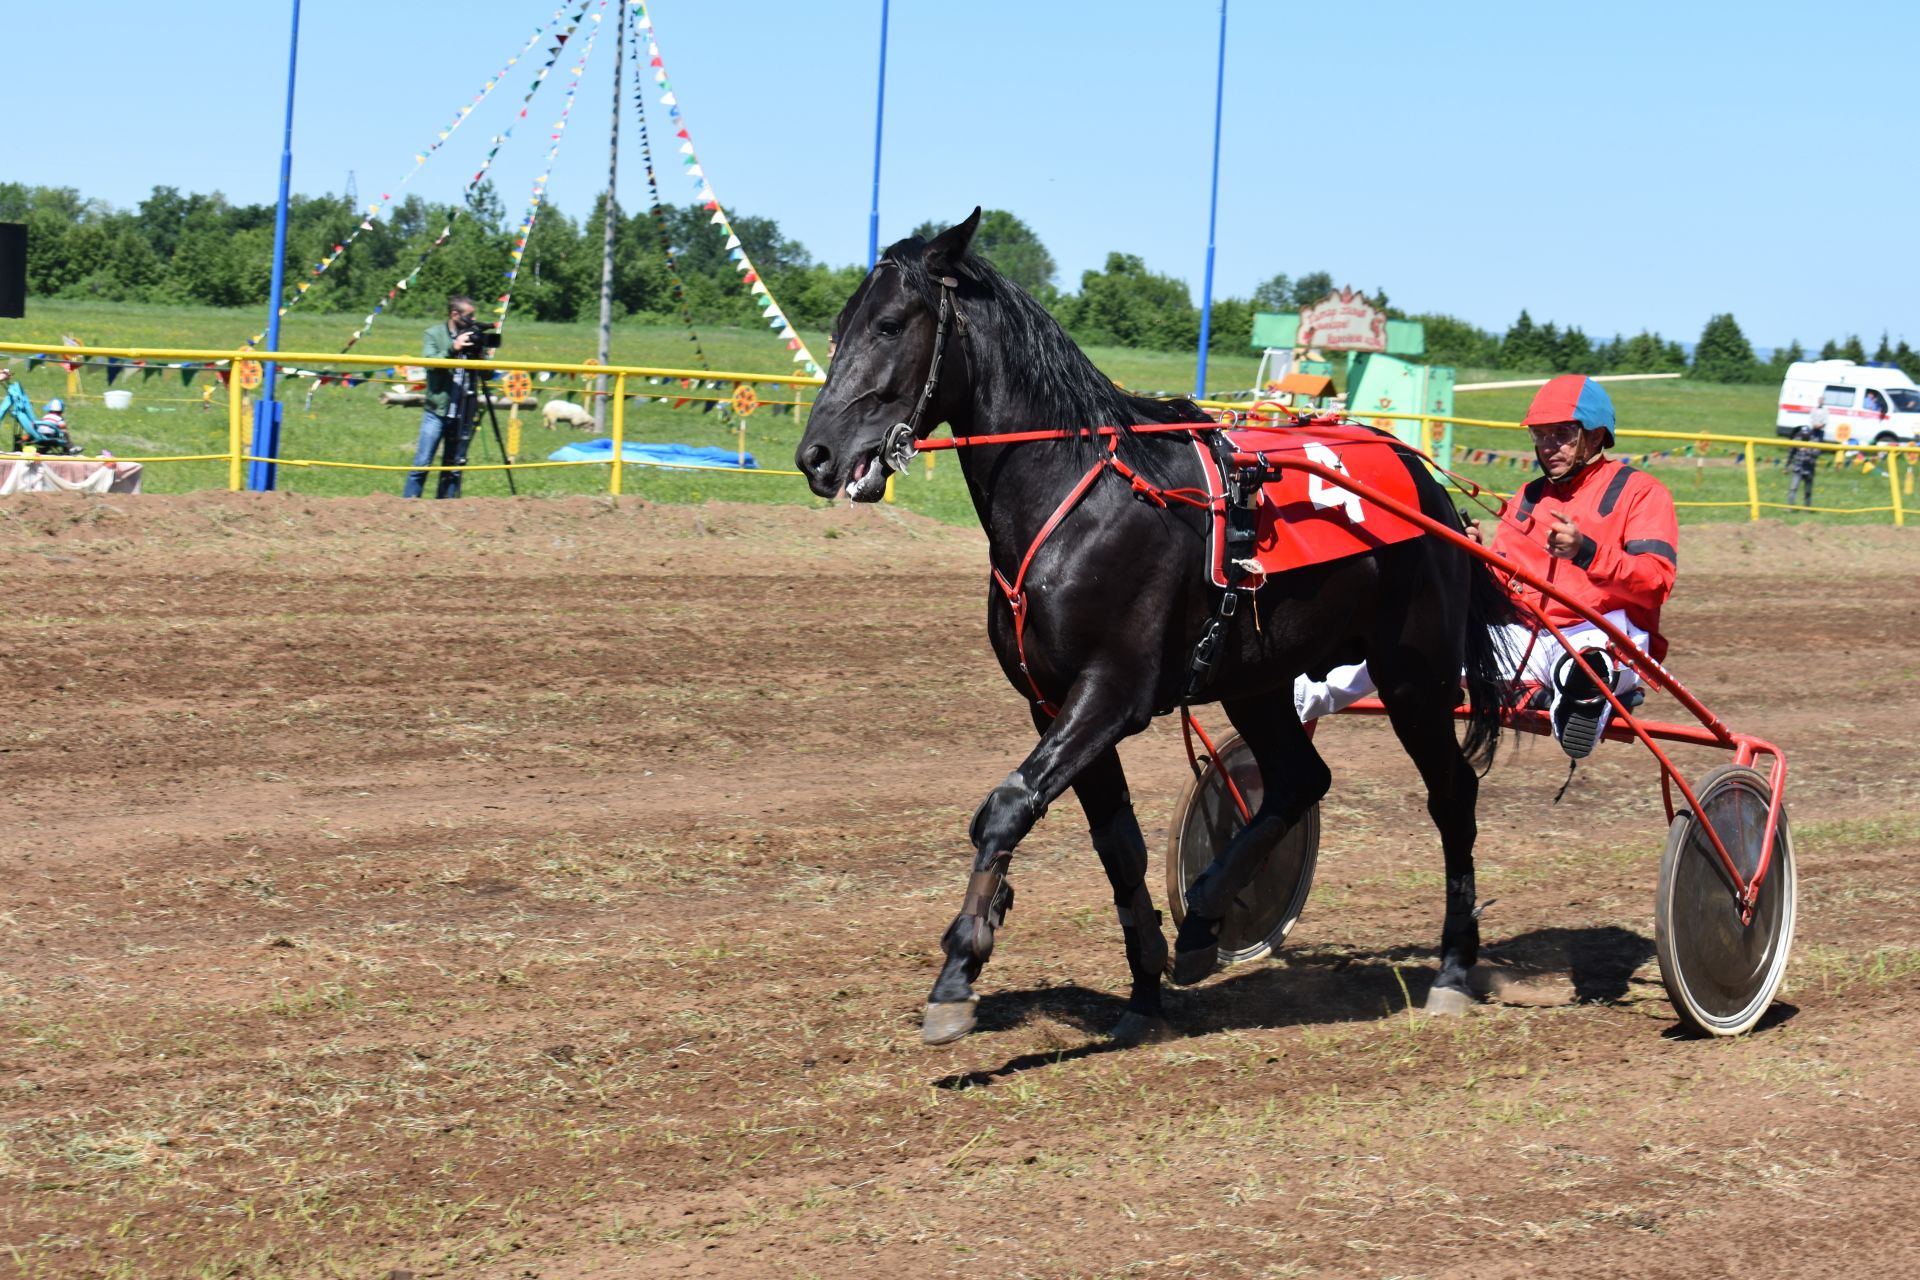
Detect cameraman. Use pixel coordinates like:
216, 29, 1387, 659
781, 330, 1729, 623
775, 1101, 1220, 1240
404, 295, 484, 498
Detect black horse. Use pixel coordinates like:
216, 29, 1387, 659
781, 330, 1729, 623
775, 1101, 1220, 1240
797, 209, 1514, 1045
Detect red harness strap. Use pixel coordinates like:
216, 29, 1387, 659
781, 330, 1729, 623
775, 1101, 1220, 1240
990, 437, 1217, 715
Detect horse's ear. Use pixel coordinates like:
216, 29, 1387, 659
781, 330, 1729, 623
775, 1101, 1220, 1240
924, 207, 982, 277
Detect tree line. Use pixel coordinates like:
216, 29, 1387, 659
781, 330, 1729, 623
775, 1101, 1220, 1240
7, 183, 1910, 384
0, 181, 865, 336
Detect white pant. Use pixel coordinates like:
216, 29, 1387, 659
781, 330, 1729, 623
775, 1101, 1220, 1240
1292, 609, 1648, 728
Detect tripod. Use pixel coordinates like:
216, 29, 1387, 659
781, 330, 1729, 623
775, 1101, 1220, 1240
436, 364, 517, 498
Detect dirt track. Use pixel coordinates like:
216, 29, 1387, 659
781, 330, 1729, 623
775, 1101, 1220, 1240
3, 492, 1918, 1279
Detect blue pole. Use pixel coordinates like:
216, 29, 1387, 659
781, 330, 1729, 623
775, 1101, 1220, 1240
866, 0, 889, 268
1193, 0, 1228, 400
250, 0, 301, 492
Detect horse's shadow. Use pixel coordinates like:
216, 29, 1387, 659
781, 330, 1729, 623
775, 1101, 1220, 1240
934, 925, 1671, 1089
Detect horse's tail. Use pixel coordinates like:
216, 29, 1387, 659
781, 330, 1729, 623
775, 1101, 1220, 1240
1459, 536, 1519, 774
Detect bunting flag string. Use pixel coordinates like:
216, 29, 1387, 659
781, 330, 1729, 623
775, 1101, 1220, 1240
8, 353, 402, 390
245, 4, 572, 349
6, 354, 812, 412
627, 4, 709, 370
497, 0, 609, 332
634, 0, 821, 377
1452, 444, 1748, 470
340, 1, 596, 354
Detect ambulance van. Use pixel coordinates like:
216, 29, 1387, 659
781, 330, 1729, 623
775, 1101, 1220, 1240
1774, 359, 1920, 445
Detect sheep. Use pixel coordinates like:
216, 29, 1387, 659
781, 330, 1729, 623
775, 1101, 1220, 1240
542, 400, 597, 431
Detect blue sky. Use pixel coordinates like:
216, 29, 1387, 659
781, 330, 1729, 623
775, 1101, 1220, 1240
12, 1, 1916, 350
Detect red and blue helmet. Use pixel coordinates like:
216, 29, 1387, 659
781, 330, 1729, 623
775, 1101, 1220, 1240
1522, 375, 1614, 447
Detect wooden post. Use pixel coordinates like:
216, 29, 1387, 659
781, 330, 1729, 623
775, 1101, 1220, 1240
594, 2, 624, 425
610, 372, 626, 497
1743, 444, 1761, 521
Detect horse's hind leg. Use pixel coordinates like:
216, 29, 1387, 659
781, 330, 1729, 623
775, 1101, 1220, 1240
1074, 746, 1170, 1044
1375, 669, 1484, 1012
1172, 689, 1331, 984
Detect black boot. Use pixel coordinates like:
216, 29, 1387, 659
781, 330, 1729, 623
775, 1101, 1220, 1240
1551, 648, 1615, 760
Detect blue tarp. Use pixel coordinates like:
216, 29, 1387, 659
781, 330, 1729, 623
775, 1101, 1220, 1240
547, 438, 758, 469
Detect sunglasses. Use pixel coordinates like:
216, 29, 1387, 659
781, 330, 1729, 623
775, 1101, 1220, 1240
1527, 423, 1584, 447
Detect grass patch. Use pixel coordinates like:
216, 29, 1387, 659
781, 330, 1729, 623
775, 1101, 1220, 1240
6, 300, 1882, 527
1789, 944, 1920, 996
0, 299, 1264, 526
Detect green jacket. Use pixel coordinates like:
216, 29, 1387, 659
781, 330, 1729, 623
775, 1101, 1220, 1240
421, 322, 458, 415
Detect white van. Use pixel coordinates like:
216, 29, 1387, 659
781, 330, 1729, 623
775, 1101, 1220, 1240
1774, 359, 1920, 445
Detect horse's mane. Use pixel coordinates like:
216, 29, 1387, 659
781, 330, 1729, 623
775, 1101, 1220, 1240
884, 236, 1213, 454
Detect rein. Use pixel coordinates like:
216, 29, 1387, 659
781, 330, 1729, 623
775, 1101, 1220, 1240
903, 415, 1515, 717
856, 282, 1509, 713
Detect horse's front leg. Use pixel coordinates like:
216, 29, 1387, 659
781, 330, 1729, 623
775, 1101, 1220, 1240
922, 675, 1153, 1045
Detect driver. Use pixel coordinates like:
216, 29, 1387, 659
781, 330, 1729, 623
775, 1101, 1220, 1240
21, 397, 80, 455
1295, 375, 1679, 758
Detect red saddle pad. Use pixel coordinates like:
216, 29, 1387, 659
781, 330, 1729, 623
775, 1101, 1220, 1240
1201, 422, 1432, 587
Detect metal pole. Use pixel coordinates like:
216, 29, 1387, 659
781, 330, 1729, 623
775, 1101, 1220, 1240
228, 363, 245, 491
610, 372, 626, 496
1192, 0, 1228, 401
596, 0, 624, 425
250, 0, 301, 492
866, 0, 890, 268
1888, 447, 1905, 527
1744, 443, 1761, 521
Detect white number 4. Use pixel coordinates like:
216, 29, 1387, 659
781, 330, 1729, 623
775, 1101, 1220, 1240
1303, 441, 1365, 523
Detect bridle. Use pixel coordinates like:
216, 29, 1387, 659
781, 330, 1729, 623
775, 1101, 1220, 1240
875, 263, 967, 475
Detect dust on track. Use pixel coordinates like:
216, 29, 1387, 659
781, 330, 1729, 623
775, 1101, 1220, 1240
2, 493, 1917, 1279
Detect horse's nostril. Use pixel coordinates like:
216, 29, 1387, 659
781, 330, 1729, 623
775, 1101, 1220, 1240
801, 443, 831, 476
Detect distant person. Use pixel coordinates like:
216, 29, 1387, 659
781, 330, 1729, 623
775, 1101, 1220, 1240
0, 366, 35, 450
1295, 376, 1679, 759
404, 295, 482, 499
1864, 388, 1888, 418
1787, 407, 1824, 510
19, 398, 80, 455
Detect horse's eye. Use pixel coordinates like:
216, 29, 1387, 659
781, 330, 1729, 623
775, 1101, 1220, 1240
875, 317, 905, 338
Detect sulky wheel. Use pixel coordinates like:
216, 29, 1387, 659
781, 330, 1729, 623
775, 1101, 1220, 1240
1166, 731, 1319, 967
1655, 764, 1797, 1037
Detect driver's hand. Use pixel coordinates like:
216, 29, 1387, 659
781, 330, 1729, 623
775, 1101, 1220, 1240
1546, 513, 1584, 559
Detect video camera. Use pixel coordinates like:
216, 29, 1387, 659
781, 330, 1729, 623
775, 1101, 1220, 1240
457, 318, 503, 355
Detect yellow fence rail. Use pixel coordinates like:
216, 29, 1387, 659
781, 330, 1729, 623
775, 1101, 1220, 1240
0, 339, 822, 492
4, 338, 1914, 527
1206, 401, 1913, 528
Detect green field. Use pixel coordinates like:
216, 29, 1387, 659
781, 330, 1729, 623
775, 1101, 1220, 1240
1, 300, 1907, 527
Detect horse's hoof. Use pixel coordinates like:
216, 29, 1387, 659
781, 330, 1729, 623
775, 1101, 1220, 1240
921, 998, 979, 1045
1108, 1012, 1173, 1046
1167, 946, 1219, 987
1423, 983, 1477, 1016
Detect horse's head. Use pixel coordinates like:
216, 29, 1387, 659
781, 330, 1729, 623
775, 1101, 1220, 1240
796, 208, 981, 501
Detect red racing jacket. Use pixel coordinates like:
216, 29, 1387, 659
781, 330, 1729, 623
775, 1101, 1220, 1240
1491, 456, 1679, 660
